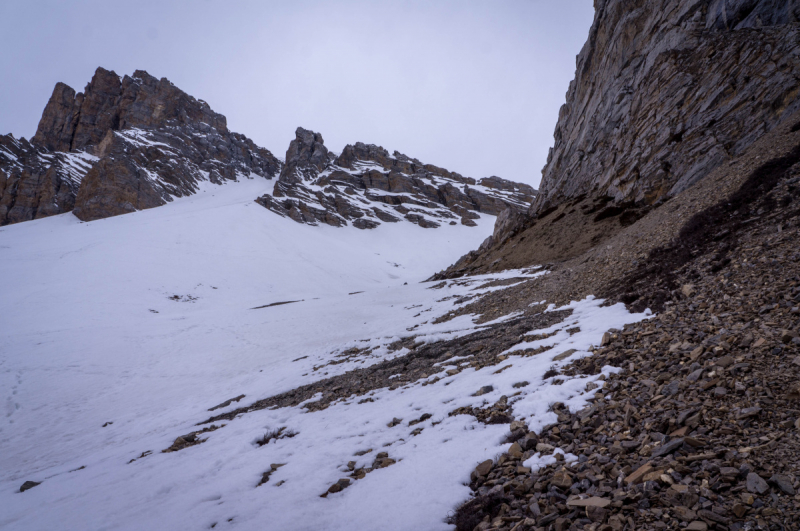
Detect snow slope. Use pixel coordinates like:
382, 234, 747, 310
0, 177, 647, 530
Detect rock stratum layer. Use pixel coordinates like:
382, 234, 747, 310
1, 67, 282, 224
256, 127, 536, 230
533, 0, 800, 214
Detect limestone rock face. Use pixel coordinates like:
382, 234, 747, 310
280, 127, 332, 184
257, 129, 536, 229
32, 67, 227, 153
0, 134, 97, 225
531, 0, 800, 213
31, 82, 82, 153
2, 67, 281, 225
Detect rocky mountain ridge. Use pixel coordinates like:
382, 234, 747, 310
1, 67, 282, 224
256, 127, 536, 229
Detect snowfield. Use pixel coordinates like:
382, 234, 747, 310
0, 177, 648, 530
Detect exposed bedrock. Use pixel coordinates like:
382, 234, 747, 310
257, 127, 537, 229
1, 67, 281, 225
440, 0, 800, 267
532, 0, 800, 214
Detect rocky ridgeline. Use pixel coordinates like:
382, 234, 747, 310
0, 67, 282, 224
256, 127, 536, 229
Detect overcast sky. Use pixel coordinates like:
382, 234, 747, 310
0, 1, 594, 188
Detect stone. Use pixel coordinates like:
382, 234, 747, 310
520, 433, 539, 451
509, 420, 527, 432
566, 496, 611, 508
685, 521, 708, 531
736, 407, 762, 420
326, 478, 351, 494
535, 442, 555, 454
474, 459, 493, 478
601, 332, 612, 346
697, 510, 730, 525
781, 330, 799, 343
586, 505, 608, 522
715, 355, 734, 368
550, 468, 574, 489
768, 474, 795, 495
681, 284, 696, 298
689, 346, 705, 361
508, 442, 523, 458
474, 385, 494, 396
552, 348, 577, 361
625, 463, 653, 485
732, 504, 748, 517
746, 472, 769, 494
651, 437, 684, 458
673, 506, 697, 521
19, 481, 41, 492
686, 368, 704, 382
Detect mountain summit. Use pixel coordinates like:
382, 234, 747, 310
0, 67, 282, 224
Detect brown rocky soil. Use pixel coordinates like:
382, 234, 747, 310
442, 111, 800, 531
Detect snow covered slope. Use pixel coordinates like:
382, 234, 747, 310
0, 177, 645, 530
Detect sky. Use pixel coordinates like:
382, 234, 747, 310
0, 1, 594, 188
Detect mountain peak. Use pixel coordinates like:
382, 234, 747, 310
2, 68, 280, 225
32, 67, 228, 154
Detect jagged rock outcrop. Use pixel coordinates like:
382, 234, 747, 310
531, 0, 800, 214
256, 127, 536, 229
1, 67, 281, 225
0, 134, 96, 224
32, 67, 227, 153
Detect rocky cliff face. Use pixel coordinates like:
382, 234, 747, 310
256, 127, 536, 229
0, 135, 97, 224
1, 67, 281, 225
532, 0, 800, 214
32, 68, 227, 153
432, 0, 800, 278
